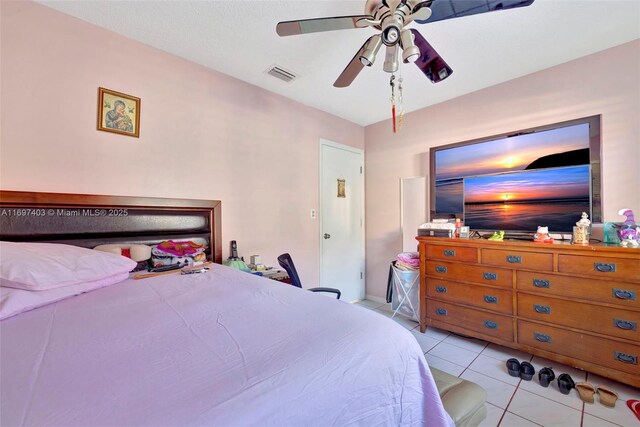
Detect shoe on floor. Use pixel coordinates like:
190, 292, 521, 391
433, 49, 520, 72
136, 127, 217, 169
538, 367, 555, 387
506, 358, 520, 377
575, 382, 596, 404
596, 385, 618, 408
557, 373, 575, 395
519, 361, 535, 381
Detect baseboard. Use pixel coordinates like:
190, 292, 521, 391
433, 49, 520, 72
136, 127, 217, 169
365, 294, 387, 304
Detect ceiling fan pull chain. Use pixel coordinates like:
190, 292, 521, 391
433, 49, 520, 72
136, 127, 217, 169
390, 74, 397, 133
398, 75, 404, 131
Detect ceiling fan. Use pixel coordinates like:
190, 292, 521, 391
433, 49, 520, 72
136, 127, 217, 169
277, 0, 535, 88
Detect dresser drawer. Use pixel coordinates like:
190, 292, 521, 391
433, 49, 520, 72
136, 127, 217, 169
427, 279, 513, 315
482, 248, 553, 271
517, 271, 640, 309
517, 294, 640, 341
425, 261, 512, 288
558, 255, 640, 282
426, 244, 477, 263
518, 321, 640, 376
428, 300, 514, 342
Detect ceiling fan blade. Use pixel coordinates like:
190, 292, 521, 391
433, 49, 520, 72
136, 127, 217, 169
403, 1, 433, 26
415, 0, 535, 24
334, 36, 377, 88
277, 15, 374, 37
411, 29, 452, 83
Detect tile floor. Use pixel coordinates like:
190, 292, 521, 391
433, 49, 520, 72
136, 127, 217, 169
354, 299, 640, 427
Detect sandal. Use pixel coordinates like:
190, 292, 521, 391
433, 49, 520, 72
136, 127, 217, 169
576, 382, 596, 403
557, 373, 575, 395
627, 399, 640, 421
596, 385, 618, 408
538, 367, 555, 387
506, 358, 521, 377
520, 361, 535, 381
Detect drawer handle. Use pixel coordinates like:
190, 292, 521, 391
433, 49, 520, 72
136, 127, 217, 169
435, 265, 447, 274
483, 320, 498, 329
534, 304, 551, 314
534, 332, 552, 343
614, 351, 638, 365
444, 250, 455, 257
613, 289, 636, 301
483, 272, 497, 281
483, 295, 498, 304
436, 308, 448, 316
435, 286, 447, 293
506, 255, 522, 264
614, 319, 637, 331
533, 279, 550, 288
595, 262, 616, 273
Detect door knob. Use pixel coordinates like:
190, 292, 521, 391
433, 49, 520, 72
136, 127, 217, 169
324, 233, 331, 239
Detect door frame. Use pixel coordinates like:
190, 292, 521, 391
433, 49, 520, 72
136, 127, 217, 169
319, 139, 365, 296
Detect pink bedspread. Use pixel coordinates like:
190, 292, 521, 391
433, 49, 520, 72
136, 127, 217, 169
1, 264, 453, 426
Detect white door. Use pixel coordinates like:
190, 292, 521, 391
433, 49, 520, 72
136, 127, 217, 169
320, 140, 364, 302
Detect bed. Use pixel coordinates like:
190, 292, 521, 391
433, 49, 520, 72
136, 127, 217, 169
0, 191, 454, 427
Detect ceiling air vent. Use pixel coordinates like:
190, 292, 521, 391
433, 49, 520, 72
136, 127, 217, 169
266, 65, 297, 83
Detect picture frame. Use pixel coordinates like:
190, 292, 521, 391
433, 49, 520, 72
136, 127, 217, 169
337, 178, 346, 198
97, 87, 140, 138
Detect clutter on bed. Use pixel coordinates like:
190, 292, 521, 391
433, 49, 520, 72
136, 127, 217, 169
151, 240, 207, 268
94, 243, 152, 271
133, 262, 213, 280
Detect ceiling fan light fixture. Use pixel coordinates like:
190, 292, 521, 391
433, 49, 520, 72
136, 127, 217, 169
402, 46, 420, 63
400, 29, 420, 63
381, 23, 401, 46
359, 35, 382, 66
383, 45, 399, 73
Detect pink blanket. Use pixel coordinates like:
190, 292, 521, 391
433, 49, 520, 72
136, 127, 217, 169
0, 264, 453, 426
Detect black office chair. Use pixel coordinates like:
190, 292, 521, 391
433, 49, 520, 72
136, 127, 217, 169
277, 253, 341, 299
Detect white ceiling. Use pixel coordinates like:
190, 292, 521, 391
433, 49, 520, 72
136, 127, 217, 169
39, 0, 640, 126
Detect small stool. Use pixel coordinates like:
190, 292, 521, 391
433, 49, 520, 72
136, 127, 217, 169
431, 367, 487, 426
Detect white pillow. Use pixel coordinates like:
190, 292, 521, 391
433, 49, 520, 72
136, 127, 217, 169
0, 271, 130, 320
0, 242, 137, 291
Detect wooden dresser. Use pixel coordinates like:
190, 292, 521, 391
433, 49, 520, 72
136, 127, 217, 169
417, 237, 640, 387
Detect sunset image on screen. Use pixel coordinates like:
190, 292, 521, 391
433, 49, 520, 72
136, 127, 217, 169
463, 165, 591, 231
435, 124, 590, 181
434, 123, 592, 220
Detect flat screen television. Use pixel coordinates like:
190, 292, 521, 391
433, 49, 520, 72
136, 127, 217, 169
430, 115, 601, 235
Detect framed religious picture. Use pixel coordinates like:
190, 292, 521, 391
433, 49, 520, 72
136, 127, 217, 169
97, 87, 141, 137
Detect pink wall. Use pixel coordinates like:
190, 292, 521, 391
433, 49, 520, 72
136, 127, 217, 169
0, 1, 364, 284
2, 2, 638, 301
364, 40, 640, 299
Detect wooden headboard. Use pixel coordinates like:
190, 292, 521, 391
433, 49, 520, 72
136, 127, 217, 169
0, 191, 222, 263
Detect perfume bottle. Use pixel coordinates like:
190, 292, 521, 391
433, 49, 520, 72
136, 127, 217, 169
455, 218, 462, 238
